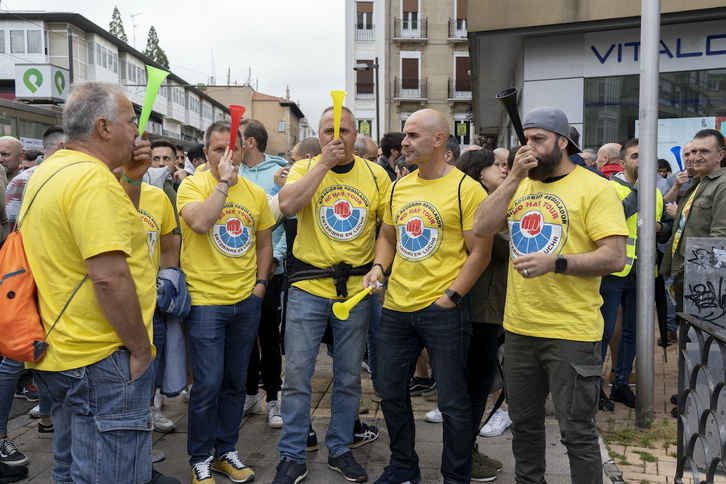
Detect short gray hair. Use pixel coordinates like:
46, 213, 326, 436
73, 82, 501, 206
320, 106, 357, 131
63, 82, 126, 144
354, 136, 368, 156
204, 120, 243, 149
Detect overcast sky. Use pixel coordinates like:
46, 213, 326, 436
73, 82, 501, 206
9, 1, 346, 128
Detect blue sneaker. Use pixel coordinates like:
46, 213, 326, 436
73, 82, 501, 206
373, 465, 421, 484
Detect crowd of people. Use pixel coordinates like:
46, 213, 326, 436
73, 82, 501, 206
0, 80, 724, 484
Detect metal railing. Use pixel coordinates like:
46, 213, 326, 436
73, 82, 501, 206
355, 82, 375, 100
355, 25, 375, 42
448, 78, 472, 99
393, 18, 428, 40
674, 237, 726, 483
393, 78, 427, 99
448, 18, 467, 39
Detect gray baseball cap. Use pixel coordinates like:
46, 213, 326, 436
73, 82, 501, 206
522, 107, 581, 155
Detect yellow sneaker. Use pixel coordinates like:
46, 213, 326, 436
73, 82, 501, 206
212, 451, 255, 483
191, 456, 215, 483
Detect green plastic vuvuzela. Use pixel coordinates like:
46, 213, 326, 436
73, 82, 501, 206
138, 66, 170, 135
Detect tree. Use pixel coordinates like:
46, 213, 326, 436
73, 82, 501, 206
143, 26, 169, 69
109, 7, 128, 43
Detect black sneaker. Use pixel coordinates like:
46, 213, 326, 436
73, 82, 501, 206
305, 425, 318, 452
373, 464, 422, 484
409, 377, 434, 396
0, 439, 28, 466
670, 393, 678, 405
14, 384, 38, 402
0, 461, 28, 483
328, 451, 367, 482
146, 468, 181, 484
273, 459, 308, 484
599, 388, 614, 411
671, 406, 678, 418
610, 384, 636, 408
348, 421, 379, 449
38, 421, 54, 439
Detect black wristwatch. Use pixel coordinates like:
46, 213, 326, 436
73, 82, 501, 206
256, 279, 269, 287
555, 255, 568, 274
445, 289, 463, 306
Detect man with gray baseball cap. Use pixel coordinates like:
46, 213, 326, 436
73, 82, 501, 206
473, 106, 628, 483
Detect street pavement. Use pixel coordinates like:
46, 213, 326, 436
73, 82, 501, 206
6, 343, 682, 483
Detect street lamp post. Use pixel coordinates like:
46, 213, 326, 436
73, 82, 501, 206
353, 57, 380, 142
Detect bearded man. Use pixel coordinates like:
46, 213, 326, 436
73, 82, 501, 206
472, 106, 628, 484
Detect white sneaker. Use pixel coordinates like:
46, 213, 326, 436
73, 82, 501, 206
479, 408, 512, 437
267, 400, 283, 428
424, 406, 443, 423
28, 405, 40, 418
151, 406, 175, 434
153, 388, 164, 410
243, 394, 261, 416
181, 384, 192, 403
152, 449, 165, 463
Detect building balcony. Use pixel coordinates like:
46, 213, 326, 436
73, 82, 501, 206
355, 26, 375, 42
355, 82, 375, 100
393, 18, 428, 42
448, 78, 472, 100
448, 19, 468, 41
394, 78, 427, 100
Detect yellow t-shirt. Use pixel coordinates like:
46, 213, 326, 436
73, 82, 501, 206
19, 150, 156, 371
287, 156, 391, 299
177, 170, 275, 305
504, 166, 629, 342
138, 183, 177, 270
383, 168, 487, 312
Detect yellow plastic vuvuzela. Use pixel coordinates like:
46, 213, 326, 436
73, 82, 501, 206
330, 90, 347, 138
138, 65, 170, 135
333, 286, 372, 320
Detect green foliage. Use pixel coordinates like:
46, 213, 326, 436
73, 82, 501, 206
143, 26, 169, 69
109, 7, 128, 43
599, 418, 676, 449
633, 450, 657, 463
608, 450, 631, 466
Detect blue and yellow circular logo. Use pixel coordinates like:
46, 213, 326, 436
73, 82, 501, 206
316, 185, 370, 241
211, 202, 255, 257
508, 193, 568, 258
395, 201, 443, 262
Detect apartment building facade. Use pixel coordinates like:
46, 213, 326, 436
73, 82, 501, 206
345, 0, 473, 145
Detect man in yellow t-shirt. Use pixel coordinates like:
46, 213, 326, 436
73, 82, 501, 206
473, 107, 628, 484
364, 109, 492, 484
177, 120, 274, 484
273, 107, 390, 484
20, 82, 156, 484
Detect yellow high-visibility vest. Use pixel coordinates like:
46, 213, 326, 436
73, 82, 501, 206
610, 179, 664, 277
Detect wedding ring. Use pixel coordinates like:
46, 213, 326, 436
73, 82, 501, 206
524, 269, 530, 277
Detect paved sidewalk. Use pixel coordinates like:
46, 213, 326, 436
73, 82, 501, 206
6, 343, 683, 483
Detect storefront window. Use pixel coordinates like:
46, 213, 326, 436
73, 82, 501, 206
583, 68, 726, 149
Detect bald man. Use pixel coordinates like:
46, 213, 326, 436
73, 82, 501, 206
364, 109, 492, 484
0, 137, 24, 182
596, 142, 623, 178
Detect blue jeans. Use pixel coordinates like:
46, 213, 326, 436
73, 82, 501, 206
600, 274, 637, 386
0, 357, 25, 434
278, 286, 370, 462
367, 292, 382, 389
377, 304, 472, 484
185, 296, 262, 465
35, 348, 154, 484
152, 309, 166, 389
